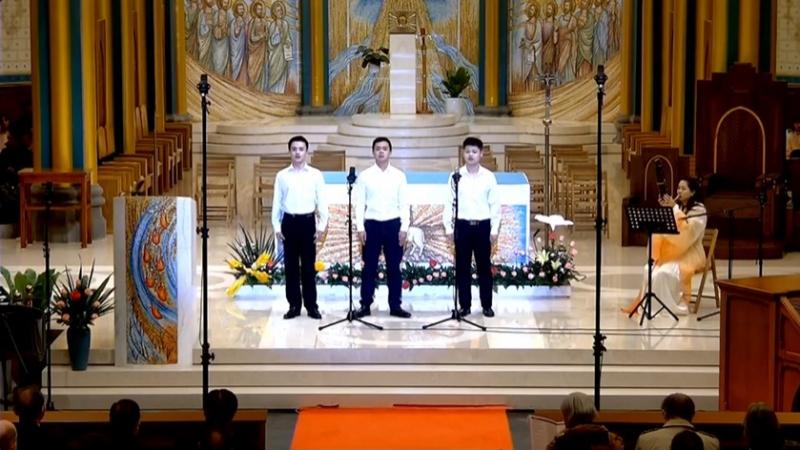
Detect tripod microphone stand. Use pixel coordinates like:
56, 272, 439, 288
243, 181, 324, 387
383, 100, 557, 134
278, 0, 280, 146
423, 172, 486, 331
197, 74, 214, 407
43, 181, 54, 410
320, 168, 382, 331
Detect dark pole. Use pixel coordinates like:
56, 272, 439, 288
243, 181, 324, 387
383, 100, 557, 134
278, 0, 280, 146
197, 74, 214, 407
43, 182, 54, 410
592, 65, 608, 410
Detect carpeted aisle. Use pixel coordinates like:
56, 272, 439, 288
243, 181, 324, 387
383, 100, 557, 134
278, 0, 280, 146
291, 406, 514, 450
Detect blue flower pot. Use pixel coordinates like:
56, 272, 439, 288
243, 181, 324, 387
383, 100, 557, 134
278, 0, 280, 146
67, 327, 91, 371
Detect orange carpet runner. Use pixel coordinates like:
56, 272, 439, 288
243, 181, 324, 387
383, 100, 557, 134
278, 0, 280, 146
291, 406, 513, 450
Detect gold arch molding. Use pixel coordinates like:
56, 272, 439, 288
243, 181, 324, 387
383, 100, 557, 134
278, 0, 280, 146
712, 106, 766, 175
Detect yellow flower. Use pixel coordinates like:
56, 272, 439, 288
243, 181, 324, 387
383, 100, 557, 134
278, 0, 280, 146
253, 270, 270, 284
314, 261, 326, 272
225, 276, 246, 297
255, 252, 271, 268
227, 259, 244, 270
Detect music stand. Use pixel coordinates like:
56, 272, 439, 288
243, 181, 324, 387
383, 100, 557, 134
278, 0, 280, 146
0, 304, 44, 410
626, 206, 680, 325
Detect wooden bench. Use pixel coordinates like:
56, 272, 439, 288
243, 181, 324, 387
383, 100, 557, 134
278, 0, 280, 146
18, 171, 91, 248
0, 409, 267, 449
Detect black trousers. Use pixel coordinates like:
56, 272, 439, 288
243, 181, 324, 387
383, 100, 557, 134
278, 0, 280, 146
454, 219, 492, 309
360, 218, 403, 309
281, 213, 317, 310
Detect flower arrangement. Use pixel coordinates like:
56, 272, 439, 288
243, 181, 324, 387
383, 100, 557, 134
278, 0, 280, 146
225, 225, 284, 297
51, 262, 114, 329
0, 267, 59, 310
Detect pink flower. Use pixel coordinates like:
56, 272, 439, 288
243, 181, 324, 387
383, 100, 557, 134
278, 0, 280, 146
511, 271, 517, 277
90, 313, 99, 320
472, 273, 478, 279
354, 277, 360, 284
528, 273, 534, 280
378, 272, 385, 279
559, 235, 565, 242
522, 266, 529, 273
56, 301, 66, 309
85, 289, 95, 296
426, 275, 433, 281
571, 249, 578, 256
565, 262, 573, 269
539, 271, 545, 277
433, 271, 440, 278
500, 271, 507, 277
552, 275, 558, 282
61, 313, 71, 323
418, 277, 424, 283
342, 276, 349, 282
429, 259, 439, 268
332, 273, 339, 279
570, 240, 576, 247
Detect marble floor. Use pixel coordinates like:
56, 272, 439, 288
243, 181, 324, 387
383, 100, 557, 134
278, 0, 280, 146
2, 226, 798, 356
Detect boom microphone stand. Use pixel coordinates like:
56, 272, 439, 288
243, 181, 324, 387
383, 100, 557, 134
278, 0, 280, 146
197, 74, 214, 407
319, 167, 382, 331
423, 172, 486, 331
592, 66, 607, 410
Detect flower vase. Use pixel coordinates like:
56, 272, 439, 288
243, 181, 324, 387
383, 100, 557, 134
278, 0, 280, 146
67, 327, 91, 371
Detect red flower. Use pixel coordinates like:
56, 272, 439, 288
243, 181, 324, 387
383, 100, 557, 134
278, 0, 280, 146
491, 266, 498, 276
402, 280, 411, 289
69, 290, 82, 302
549, 232, 558, 241
429, 259, 438, 268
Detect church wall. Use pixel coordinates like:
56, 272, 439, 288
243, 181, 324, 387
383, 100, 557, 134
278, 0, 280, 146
0, 0, 32, 124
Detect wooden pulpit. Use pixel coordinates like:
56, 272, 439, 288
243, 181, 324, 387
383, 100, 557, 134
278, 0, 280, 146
718, 275, 800, 411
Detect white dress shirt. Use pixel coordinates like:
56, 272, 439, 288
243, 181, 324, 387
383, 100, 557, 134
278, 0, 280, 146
355, 163, 410, 232
271, 164, 329, 232
443, 165, 500, 235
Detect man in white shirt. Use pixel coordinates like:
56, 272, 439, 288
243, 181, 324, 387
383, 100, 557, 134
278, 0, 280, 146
271, 136, 328, 320
635, 393, 720, 450
443, 137, 500, 317
354, 137, 412, 318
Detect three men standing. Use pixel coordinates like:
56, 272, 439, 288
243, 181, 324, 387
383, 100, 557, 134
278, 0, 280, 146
272, 136, 328, 320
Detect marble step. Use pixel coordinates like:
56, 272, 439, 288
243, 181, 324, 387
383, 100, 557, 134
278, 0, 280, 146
49, 385, 720, 410
45, 364, 717, 389
337, 122, 471, 138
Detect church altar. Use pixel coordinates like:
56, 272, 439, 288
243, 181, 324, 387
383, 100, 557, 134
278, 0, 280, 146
314, 171, 531, 266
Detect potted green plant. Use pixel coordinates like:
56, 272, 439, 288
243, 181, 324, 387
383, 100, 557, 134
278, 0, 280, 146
50, 261, 113, 370
0, 267, 59, 310
358, 46, 389, 71
442, 67, 471, 119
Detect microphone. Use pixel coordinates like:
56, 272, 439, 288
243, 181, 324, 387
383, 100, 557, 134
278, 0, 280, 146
452, 171, 462, 183
347, 166, 356, 184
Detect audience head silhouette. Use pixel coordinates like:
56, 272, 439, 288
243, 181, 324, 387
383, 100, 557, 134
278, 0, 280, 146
199, 427, 232, 450
12, 385, 45, 425
109, 399, 141, 438
744, 402, 783, 450
560, 391, 597, 428
204, 389, 238, 426
662, 393, 695, 422
670, 430, 703, 450
0, 420, 17, 450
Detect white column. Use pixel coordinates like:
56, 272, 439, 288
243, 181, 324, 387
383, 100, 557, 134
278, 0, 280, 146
389, 33, 417, 114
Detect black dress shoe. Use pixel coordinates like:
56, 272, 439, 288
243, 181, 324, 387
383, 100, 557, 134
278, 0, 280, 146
354, 305, 371, 318
457, 307, 471, 317
283, 308, 301, 319
482, 307, 495, 318
389, 307, 412, 318
307, 308, 322, 319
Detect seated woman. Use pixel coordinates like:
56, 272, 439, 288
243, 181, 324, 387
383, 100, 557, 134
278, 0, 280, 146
622, 178, 707, 316
546, 392, 623, 450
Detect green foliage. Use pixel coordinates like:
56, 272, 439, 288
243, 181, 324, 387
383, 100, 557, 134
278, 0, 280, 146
358, 46, 390, 68
0, 267, 59, 310
441, 67, 471, 98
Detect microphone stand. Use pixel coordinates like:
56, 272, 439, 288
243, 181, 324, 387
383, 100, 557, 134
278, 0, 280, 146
592, 65, 607, 410
757, 181, 768, 277
43, 181, 54, 410
319, 170, 382, 331
423, 172, 485, 331
197, 74, 214, 407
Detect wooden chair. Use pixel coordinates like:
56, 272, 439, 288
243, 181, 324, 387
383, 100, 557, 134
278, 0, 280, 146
693, 228, 721, 313
312, 150, 345, 171
252, 157, 290, 228
19, 171, 91, 248
194, 157, 236, 223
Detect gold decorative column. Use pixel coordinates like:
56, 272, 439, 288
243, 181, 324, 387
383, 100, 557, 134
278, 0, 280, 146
711, 0, 728, 73
695, 1, 711, 80
49, 0, 73, 171
82, 0, 98, 181
310, 0, 325, 107
660, 0, 673, 135
121, 0, 137, 153
483, 0, 500, 108
738, 0, 759, 66
30, 0, 43, 169
620, 0, 635, 117
641, 0, 654, 132
154, 0, 166, 131
670, 0, 687, 151
174, 0, 188, 115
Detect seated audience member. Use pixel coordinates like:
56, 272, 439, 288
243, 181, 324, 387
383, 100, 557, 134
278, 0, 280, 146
671, 430, 704, 450
198, 427, 234, 450
204, 389, 238, 427
547, 392, 624, 450
110, 399, 142, 449
0, 116, 33, 180
0, 419, 17, 450
744, 402, 794, 450
12, 385, 47, 450
635, 393, 719, 450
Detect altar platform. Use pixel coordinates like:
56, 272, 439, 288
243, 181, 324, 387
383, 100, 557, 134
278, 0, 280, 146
3, 229, 799, 412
